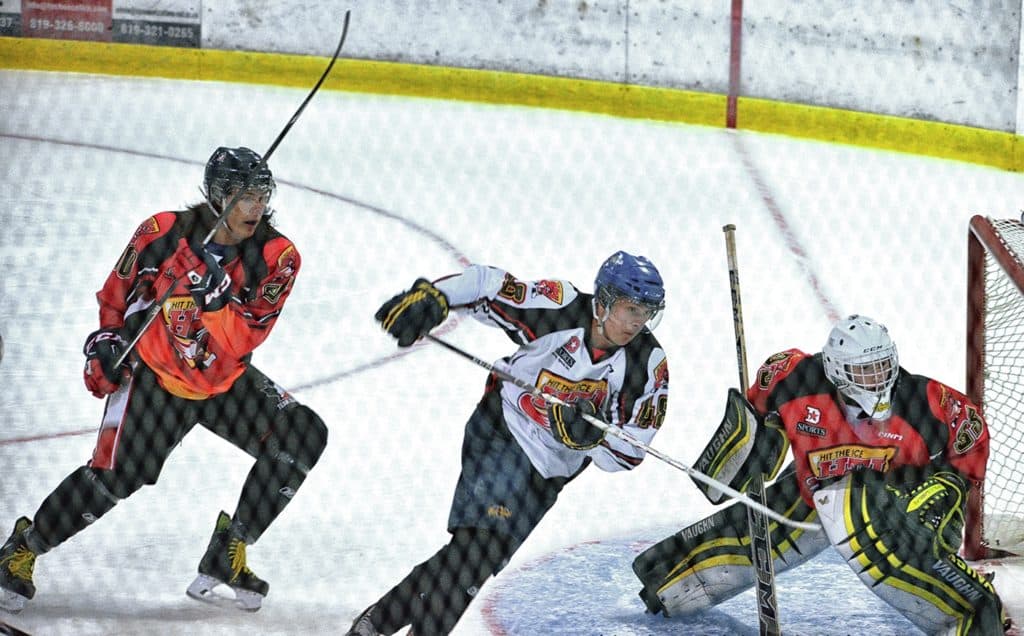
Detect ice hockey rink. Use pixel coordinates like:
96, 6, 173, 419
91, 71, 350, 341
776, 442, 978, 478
3, 68, 1024, 635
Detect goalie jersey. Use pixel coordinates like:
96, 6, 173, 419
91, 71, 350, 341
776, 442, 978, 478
750, 348, 989, 504
435, 265, 669, 479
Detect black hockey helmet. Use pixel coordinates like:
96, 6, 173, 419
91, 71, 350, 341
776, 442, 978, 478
203, 146, 276, 212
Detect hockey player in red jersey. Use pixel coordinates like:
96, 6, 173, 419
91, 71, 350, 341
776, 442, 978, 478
0, 147, 327, 614
634, 315, 1009, 634
346, 252, 670, 635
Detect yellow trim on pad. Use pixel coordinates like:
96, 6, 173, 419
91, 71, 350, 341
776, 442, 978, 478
1, 36, 1020, 171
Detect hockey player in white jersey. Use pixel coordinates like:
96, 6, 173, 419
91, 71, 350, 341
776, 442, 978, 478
346, 251, 669, 635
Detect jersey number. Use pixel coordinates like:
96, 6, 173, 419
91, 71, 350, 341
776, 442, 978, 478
636, 395, 667, 429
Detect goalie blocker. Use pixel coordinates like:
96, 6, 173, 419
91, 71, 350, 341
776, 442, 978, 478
690, 388, 789, 505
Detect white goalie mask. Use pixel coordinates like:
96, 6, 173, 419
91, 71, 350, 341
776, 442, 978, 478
822, 315, 899, 420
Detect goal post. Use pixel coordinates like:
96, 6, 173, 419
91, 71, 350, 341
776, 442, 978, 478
964, 214, 1024, 560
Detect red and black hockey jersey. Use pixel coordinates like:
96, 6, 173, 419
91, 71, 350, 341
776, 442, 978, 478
94, 206, 299, 400
747, 348, 989, 505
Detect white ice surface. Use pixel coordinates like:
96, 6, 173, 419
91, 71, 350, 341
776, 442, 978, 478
2, 69, 1024, 635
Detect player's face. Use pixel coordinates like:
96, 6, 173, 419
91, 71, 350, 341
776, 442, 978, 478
596, 298, 653, 347
844, 358, 895, 392
214, 188, 271, 244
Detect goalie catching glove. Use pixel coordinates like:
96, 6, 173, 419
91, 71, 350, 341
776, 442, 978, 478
374, 278, 449, 347
883, 466, 968, 559
547, 399, 605, 450
83, 328, 132, 398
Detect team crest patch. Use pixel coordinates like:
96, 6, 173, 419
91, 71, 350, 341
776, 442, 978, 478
132, 217, 160, 240
498, 273, 527, 304
532, 280, 563, 304
519, 370, 608, 427
653, 358, 669, 389
953, 405, 984, 454
808, 445, 896, 479
277, 245, 298, 274
262, 281, 287, 304
756, 351, 795, 389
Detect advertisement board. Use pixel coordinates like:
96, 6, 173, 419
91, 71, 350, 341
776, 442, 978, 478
0, 0, 199, 47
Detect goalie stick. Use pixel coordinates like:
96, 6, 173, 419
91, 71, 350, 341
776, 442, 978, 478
115, 10, 352, 368
425, 334, 820, 532
723, 224, 781, 636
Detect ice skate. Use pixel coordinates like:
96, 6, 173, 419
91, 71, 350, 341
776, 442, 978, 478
186, 511, 267, 612
0, 518, 36, 614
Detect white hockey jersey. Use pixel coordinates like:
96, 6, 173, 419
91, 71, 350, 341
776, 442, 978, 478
435, 265, 669, 479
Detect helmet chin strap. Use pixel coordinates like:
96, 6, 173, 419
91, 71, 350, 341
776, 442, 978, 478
592, 298, 611, 339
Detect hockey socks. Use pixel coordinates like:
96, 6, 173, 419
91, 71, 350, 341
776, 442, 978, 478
372, 528, 514, 635
30, 466, 120, 552
233, 404, 326, 543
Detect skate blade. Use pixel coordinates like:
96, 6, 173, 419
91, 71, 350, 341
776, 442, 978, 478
0, 589, 27, 615
186, 574, 262, 612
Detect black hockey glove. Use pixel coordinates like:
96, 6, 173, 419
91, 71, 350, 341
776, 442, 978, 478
83, 328, 132, 398
374, 278, 449, 347
884, 466, 968, 558
185, 242, 233, 312
547, 399, 605, 450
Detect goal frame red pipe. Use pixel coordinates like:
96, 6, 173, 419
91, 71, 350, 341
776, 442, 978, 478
965, 215, 1024, 560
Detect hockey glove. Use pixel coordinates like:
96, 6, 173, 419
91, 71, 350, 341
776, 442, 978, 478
154, 239, 232, 312
374, 278, 449, 347
186, 244, 233, 312
83, 328, 131, 398
547, 399, 605, 450
885, 467, 968, 558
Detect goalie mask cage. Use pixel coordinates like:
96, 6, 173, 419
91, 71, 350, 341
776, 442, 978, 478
965, 214, 1024, 560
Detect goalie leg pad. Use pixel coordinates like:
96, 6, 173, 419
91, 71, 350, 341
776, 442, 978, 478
634, 463, 826, 617
692, 388, 789, 504
813, 472, 1005, 636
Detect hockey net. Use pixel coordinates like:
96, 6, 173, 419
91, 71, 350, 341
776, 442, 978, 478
965, 215, 1024, 560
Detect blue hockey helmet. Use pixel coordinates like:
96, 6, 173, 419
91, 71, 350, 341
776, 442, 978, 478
594, 251, 666, 329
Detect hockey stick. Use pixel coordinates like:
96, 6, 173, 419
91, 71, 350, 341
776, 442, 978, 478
724, 224, 781, 636
114, 10, 352, 368
425, 334, 820, 531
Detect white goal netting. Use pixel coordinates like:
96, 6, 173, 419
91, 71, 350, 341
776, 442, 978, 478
967, 216, 1024, 557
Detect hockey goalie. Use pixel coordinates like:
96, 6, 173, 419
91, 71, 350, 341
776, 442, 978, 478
633, 315, 1010, 635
